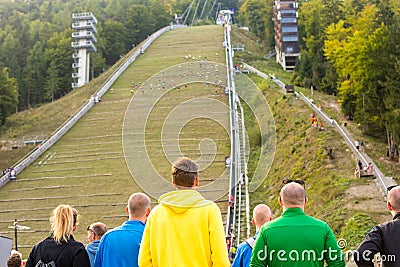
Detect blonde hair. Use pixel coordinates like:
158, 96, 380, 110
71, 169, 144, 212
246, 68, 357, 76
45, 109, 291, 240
50, 205, 78, 243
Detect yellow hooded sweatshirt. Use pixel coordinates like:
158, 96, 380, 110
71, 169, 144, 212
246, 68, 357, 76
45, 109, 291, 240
138, 190, 230, 267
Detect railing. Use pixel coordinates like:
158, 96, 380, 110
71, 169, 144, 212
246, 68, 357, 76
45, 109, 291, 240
224, 22, 250, 250
0, 24, 187, 189
71, 22, 97, 33
72, 12, 98, 24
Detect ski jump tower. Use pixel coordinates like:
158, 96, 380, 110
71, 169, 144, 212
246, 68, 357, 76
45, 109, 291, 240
274, 0, 300, 71
71, 12, 97, 88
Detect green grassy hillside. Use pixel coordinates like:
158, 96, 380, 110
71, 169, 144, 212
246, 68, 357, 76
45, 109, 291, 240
0, 25, 230, 257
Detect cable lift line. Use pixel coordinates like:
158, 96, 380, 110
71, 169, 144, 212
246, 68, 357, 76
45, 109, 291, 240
199, 0, 209, 21
206, 0, 217, 20
183, 0, 195, 25
191, 0, 202, 26
215, 3, 222, 21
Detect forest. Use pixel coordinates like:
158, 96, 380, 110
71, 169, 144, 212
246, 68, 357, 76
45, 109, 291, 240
0, 0, 399, 152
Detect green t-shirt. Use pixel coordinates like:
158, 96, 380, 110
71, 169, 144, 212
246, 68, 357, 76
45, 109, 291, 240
250, 208, 345, 267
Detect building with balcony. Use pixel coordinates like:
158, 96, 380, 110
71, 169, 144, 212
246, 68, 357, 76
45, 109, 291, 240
274, 0, 300, 71
71, 12, 97, 88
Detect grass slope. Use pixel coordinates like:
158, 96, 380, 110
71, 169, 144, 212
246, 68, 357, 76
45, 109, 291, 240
0, 25, 230, 257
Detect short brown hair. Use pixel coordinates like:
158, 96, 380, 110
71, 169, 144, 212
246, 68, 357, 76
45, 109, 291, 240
7, 253, 21, 267
171, 157, 199, 187
90, 222, 108, 237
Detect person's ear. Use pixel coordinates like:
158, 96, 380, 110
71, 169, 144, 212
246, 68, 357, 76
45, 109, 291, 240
171, 177, 178, 189
146, 207, 151, 217
278, 196, 283, 207
304, 197, 308, 207
73, 225, 77, 232
251, 218, 256, 226
126, 206, 129, 214
388, 202, 393, 211
194, 177, 199, 187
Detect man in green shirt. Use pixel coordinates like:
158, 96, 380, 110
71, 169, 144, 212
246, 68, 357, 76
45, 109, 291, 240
250, 182, 345, 267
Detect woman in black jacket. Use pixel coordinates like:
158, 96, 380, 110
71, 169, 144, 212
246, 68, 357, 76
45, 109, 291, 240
26, 204, 90, 267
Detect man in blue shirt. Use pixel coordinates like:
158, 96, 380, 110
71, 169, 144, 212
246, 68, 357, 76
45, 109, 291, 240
94, 193, 151, 267
232, 204, 272, 267
86, 222, 107, 267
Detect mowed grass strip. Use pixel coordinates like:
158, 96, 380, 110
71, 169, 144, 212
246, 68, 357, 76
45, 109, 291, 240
0, 25, 229, 256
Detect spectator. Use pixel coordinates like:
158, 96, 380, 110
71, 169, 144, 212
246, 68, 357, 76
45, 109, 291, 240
7, 252, 22, 267
250, 182, 344, 267
355, 185, 400, 267
25, 205, 90, 267
358, 160, 363, 172
355, 140, 360, 150
232, 204, 272, 267
360, 141, 365, 153
230, 246, 237, 263
365, 163, 374, 175
94, 193, 151, 267
86, 222, 107, 267
327, 146, 333, 159
138, 157, 230, 267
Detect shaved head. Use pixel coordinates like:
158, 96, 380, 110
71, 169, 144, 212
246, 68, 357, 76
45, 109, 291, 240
253, 204, 272, 230
388, 186, 400, 212
128, 193, 151, 218
280, 182, 306, 208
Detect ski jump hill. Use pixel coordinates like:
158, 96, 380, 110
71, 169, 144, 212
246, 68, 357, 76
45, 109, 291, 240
0, 25, 233, 255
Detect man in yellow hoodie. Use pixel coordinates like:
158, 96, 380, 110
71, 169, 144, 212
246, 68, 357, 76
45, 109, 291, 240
138, 157, 230, 267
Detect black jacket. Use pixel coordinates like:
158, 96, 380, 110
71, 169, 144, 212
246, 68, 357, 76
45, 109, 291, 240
355, 213, 400, 267
26, 236, 90, 267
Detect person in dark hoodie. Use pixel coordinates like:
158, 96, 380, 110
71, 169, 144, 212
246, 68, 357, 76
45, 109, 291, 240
25, 204, 90, 267
86, 222, 107, 267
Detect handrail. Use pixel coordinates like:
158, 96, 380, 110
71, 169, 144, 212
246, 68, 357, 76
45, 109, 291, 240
224, 23, 251, 250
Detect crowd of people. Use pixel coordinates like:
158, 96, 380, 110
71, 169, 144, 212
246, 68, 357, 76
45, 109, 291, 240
6, 156, 400, 267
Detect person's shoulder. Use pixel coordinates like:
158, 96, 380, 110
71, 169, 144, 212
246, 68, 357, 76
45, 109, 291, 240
69, 238, 86, 250
237, 240, 251, 251
304, 214, 332, 228
203, 200, 222, 213
378, 216, 400, 229
98, 225, 122, 241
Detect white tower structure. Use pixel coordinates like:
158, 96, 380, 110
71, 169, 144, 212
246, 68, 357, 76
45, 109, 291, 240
71, 12, 97, 88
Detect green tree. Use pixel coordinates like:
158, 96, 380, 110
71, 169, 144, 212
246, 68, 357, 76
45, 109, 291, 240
44, 29, 73, 101
238, 0, 268, 42
101, 20, 127, 65
325, 4, 390, 132
294, 0, 344, 93
24, 41, 47, 108
0, 67, 18, 125
380, 17, 400, 155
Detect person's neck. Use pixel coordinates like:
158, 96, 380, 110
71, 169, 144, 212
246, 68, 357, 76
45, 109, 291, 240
129, 216, 146, 223
283, 206, 304, 212
390, 210, 400, 218
175, 185, 196, 191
